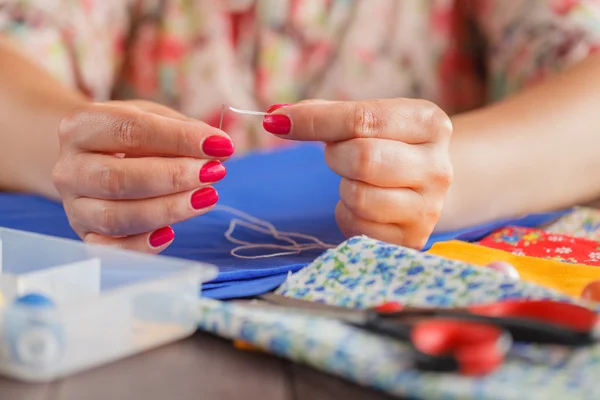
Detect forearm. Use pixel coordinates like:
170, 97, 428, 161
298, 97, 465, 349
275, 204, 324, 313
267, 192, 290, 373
0, 37, 88, 200
438, 53, 600, 231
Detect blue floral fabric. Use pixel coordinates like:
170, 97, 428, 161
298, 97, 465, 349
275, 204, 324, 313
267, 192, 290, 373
197, 236, 600, 399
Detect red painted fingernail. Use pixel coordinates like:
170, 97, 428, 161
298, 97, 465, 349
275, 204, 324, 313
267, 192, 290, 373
202, 136, 235, 157
263, 115, 291, 135
191, 187, 219, 210
266, 104, 290, 113
199, 161, 226, 183
149, 226, 175, 248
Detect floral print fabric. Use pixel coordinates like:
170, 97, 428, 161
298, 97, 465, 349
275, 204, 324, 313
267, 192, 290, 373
197, 235, 600, 399
2, 0, 600, 153
478, 226, 600, 265
427, 240, 600, 296
545, 206, 600, 241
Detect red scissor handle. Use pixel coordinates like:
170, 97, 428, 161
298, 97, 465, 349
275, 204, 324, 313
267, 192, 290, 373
411, 319, 509, 376
467, 300, 597, 332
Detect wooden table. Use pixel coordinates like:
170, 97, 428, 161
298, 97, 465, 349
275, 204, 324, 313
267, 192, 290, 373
0, 331, 396, 400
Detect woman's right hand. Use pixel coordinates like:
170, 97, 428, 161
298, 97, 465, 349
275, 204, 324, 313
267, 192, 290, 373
52, 101, 234, 253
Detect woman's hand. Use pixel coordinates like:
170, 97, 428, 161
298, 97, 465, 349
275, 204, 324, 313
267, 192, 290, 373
263, 99, 453, 249
52, 101, 234, 253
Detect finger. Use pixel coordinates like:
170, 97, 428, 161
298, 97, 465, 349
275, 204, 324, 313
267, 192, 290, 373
335, 202, 428, 249
116, 100, 191, 120
266, 99, 338, 113
70, 187, 219, 237
263, 98, 452, 144
339, 178, 439, 226
114, 100, 202, 123
83, 226, 175, 254
325, 138, 446, 189
59, 104, 235, 158
97, 101, 193, 160
59, 154, 226, 199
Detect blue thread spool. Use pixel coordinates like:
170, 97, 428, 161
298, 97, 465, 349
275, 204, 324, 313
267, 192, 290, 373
15, 293, 55, 307
2, 292, 65, 368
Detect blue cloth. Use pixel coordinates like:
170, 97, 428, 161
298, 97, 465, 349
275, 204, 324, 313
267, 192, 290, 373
202, 273, 289, 299
0, 144, 571, 299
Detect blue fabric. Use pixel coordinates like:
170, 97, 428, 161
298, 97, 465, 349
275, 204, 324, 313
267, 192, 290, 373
426, 208, 573, 246
0, 144, 572, 299
202, 273, 289, 300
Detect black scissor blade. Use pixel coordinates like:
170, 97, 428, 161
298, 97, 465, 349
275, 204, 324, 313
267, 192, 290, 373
235, 293, 369, 324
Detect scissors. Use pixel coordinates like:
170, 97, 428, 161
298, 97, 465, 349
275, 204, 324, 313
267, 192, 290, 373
239, 294, 599, 376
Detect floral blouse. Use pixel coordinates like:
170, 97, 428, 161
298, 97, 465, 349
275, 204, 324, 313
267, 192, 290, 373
1, 0, 600, 153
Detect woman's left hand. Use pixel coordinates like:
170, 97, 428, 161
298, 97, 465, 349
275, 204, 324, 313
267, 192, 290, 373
262, 99, 453, 249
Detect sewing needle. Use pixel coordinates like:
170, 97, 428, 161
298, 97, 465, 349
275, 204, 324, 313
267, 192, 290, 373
219, 105, 269, 131
219, 104, 225, 130
228, 107, 268, 116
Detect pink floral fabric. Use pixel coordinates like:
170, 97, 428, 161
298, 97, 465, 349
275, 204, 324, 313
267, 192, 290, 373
1, 0, 600, 153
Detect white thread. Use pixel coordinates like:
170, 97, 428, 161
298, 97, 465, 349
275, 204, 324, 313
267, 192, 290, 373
228, 107, 268, 116
211, 205, 337, 259
216, 105, 334, 259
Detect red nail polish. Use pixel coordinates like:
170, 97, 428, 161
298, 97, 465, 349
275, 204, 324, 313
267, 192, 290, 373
191, 187, 219, 210
199, 161, 226, 183
263, 115, 291, 135
149, 226, 175, 248
202, 136, 235, 157
266, 104, 290, 113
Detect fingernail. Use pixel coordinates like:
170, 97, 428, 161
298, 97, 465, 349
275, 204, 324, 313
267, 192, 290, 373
202, 136, 235, 157
263, 115, 291, 135
149, 226, 175, 248
266, 104, 290, 113
191, 187, 218, 210
199, 161, 226, 183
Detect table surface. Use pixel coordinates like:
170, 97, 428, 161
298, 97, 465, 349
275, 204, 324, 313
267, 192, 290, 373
0, 331, 396, 400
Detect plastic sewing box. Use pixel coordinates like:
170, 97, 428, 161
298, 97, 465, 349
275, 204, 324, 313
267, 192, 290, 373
0, 227, 217, 382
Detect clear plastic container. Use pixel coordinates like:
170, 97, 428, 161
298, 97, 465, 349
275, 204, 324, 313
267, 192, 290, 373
0, 227, 218, 382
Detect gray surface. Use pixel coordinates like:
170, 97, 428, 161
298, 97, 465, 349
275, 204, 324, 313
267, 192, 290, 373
0, 332, 396, 400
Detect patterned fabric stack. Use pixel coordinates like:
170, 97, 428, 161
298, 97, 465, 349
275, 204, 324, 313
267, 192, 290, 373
198, 235, 600, 399
196, 206, 600, 399
428, 207, 600, 297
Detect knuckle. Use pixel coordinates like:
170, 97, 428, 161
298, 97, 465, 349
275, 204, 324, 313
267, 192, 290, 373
351, 102, 380, 138
100, 165, 126, 198
174, 126, 196, 156
51, 163, 69, 191
415, 100, 453, 140
425, 200, 444, 224
170, 162, 187, 193
344, 179, 369, 213
114, 113, 144, 150
97, 204, 120, 236
350, 140, 377, 179
57, 106, 89, 144
161, 195, 181, 224
63, 202, 84, 235
406, 235, 429, 251
429, 158, 454, 189
411, 197, 427, 224
334, 201, 358, 238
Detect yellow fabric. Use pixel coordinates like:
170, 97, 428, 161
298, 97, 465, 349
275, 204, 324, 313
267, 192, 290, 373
427, 240, 600, 297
